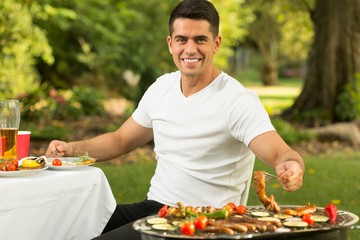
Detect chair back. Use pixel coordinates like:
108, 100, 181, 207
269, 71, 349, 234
239, 157, 255, 205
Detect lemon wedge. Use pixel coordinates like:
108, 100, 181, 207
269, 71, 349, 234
22, 159, 41, 168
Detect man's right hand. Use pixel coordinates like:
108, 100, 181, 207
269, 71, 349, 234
45, 140, 73, 157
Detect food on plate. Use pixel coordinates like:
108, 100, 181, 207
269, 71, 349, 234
251, 211, 270, 217
283, 221, 309, 228
283, 203, 317, 217
324, 203, 338, 224
143, 202, 346, 237
152, 223, 176, 231
146, 217, 168, 225
253, 171, 280, 212
203, 225, 235, 235
52, 159, 62, 166
235, 205, 247, 215
194, 215, 209, 230
74, 153, 96, 165
50, 153, 96, 167
180, 221, 196, 235
301, 213, 315, 226
312, 215, 330, 223
141, 177, 345, 238
0, 159, 18, 171
273, 213, 292, 220
18, 158, 46, 170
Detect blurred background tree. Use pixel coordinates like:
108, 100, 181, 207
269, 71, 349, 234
0, 0, 54, 98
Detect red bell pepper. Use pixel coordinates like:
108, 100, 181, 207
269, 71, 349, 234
158, 205, 168, 217
324, 204, 338, 224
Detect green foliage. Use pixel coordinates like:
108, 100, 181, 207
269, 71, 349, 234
19, 86, 106, 124
211, 0, 254, 71
72, 86, 106, 116
0, 0, 54, 98
21, 122, 69, 140
272, 117, 314, 144
334, 73, 360, 121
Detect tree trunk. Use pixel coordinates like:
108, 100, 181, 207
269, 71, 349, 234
262, 60, 278, 86
282, 0, 360, 125
248, 9, 280, 86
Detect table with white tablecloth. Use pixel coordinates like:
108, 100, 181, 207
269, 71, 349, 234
0, 167, 116, 240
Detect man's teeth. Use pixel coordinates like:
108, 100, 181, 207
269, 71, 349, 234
183, 58, 200, 63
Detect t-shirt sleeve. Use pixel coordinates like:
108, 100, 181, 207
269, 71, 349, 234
227, 91, 275, 146
132, 85, 154, 129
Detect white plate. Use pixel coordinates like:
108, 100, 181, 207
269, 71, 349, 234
47, 157, 95, 170
0, 165, 48, 177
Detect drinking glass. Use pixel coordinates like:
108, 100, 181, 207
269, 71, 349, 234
0, 100, 20, 161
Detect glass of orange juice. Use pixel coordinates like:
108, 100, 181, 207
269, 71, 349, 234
0, 100, 20, 162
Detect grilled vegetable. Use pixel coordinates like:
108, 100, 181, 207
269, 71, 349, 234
251, 211, 270, 217
185, 209, 229, 219
283, 221, 309, 228
312, 215, 330, 223
302, 214, 314, 226
180, 222, 195, 235
158, 205, 168, 217
147, 217, 168, 225
152, 223, 176, 231
324, 204, 337, 224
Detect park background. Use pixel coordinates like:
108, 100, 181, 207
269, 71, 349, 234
1, 0, 360, 238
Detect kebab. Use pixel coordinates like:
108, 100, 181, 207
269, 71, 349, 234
253, 171, 281, 212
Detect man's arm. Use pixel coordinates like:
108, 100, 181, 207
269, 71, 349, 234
46, 117, 153, 161
249, 130, 305, 191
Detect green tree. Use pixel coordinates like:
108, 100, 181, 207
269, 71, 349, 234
244, 0, 313, 85
211, 0, 254, 72
0, 0, 53, 98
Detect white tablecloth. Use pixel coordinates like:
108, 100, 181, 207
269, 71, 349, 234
0, 167, 116, 240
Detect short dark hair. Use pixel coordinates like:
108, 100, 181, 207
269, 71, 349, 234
169, 0, 220, 37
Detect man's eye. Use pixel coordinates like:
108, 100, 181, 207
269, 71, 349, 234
196, 38, 207, 43
176, 38, 186, 43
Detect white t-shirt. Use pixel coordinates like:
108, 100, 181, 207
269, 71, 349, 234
132, 71, 275, 208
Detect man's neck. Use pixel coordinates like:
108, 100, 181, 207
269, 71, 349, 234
180, 68, 221, 97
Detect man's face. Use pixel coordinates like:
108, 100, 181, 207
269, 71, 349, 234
167, 19, 221, 78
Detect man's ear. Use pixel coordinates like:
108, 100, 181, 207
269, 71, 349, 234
167, 36, 173, 54
213, 35, 222, 54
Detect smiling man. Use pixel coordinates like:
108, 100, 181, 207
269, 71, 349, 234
46, 0, 305, 234
167, 17, 221, 96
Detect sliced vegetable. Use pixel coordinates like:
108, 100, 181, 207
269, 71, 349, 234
251, 211, 270, 217
152, 223, 176, 231
283, 221, 309, 228
312, 215, 330, 223
324, 204, 337, 224
146, 217, 168, 225
285, 217, 303, 222
274, 213, 292, 220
